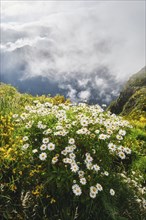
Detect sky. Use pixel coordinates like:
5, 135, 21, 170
1, 0, 145, 104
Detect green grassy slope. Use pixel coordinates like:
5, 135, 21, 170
109, 67, 146, 120
0, 83, 70, 115
0, 82, 146, 220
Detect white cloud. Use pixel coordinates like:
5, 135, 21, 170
1, 1, 145, 103
1, 1, 145, 78
78, 90, 91, 101
66, 85, 78, 102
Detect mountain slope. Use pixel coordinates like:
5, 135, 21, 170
109, 67, 146, 119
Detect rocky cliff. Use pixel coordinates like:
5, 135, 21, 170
109, 67, 146, 119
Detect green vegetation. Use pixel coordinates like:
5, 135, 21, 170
109, 67, 146, 120
0, 83, 70, 115
0, 83, 146, 220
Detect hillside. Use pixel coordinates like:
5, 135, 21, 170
109, 67, 146, 120
0, 82, 146, 219
0, 83, 70, 115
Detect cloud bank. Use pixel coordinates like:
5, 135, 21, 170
1, 1, 145, 104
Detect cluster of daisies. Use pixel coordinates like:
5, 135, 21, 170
108, 141, 132, 159
14, 101, 134, 199
71, 183, 115, 198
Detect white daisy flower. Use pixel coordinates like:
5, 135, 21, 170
76, 129, 82, 134
93, 164, 100, 172
22, 136, 29, 141
80, 177, 87, 185
44, 102, 53, 107
118, 151, 126, 159
78, 170, 85, 177
118, 145, 125, 151
119, 129, 126, 136
136, 198, 142, 203
63, 158, 72, 164
52, 157, 58, 164
86, 162, 93, 170
48, 143, 55, 151
90, 192, 97, 199
42, 138, 49, 144
72, 145, 77, 150
43, 129, 52, 135
40, 144, 47, 151
38, 124, 45, 129
71, 164, 79, 173
61, 150, 67, 156
39, 152, 47, 161
25, 123, 31, 128
99, 134, 107, 140
66, 124, 71, 129
68, 158, 73, 164
116, 135, 123, 140
95, 130, 100, 134
22, 143, 29, 150
32, 149, 38, 153
69, 153, 76, 159
13, 114, 18, 118
90, 186, 98, 194
96, 183, 103, 191
72, 184, 82, 196
104, 171, 109, 176
92, 149, 96, 154
74, 187, 82, 196
124, 147, 131, 154
80, 119, 88, 127
56, 125, 63, 130
106, 129, 113, 135
110, 189, 115, 196
63, 158, 68, 164
108, 143, 116, 152
68, 138, 75, 145
65, 146, 74, 153
86, 155, 93, 163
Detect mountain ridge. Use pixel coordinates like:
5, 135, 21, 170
108, 66, 146, 119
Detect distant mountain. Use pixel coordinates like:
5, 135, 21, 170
1, 62, 122, 105
109, 67, 146, 119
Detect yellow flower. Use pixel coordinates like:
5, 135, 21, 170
50, 198, 56, 204
10, 184, 17, 192
0, 148, 5, 152
29, 171, 34, 177
32, 190, 39, 196
46, 195, 51, 198
13, 169, 16, 174
32, 184, 43, 196
19, 171, 22, 175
